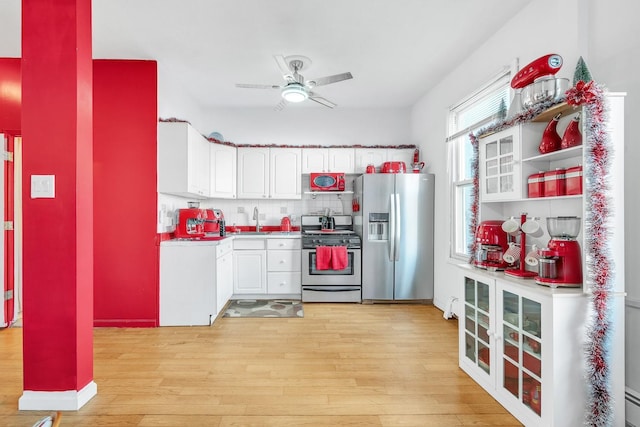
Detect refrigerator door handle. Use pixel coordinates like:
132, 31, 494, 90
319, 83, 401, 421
394, 193, 401, 261
389, 193, 395, 261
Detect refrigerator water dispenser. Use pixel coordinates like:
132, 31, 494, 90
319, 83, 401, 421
368, 213, 389, 241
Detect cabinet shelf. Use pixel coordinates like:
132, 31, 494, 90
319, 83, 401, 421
522, 145, 582, 163
530, 102, 579, 123
304, 190, 353, 199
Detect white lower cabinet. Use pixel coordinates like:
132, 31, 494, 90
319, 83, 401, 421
159, 243, 216, 326
459, 266, 588, 426
267, 238, 301, 295
233, 239, 267, 294
215, 240, 233, 314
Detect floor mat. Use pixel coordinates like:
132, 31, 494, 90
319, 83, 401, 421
222, 299, 303, 318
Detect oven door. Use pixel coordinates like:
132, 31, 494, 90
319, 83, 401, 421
301, 248, 361, 286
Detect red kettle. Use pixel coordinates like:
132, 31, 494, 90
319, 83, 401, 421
280, 216, 291, 232
539, 113, 562, 154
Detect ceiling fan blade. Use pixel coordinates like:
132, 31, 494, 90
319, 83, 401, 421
308, 93, 336, 109
274, 55, 296, 83
236, 83, 281, 89
307, 72, 353, 88
274, 99, 288, 112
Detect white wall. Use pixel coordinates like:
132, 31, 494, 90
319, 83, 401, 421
410, 0, 581, 313
190, 107, 411, 147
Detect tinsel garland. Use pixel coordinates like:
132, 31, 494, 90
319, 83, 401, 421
467, 81, 615, 426
566, 81, 614, 427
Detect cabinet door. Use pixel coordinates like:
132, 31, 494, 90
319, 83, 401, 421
386, 148, 415, 168
237, 147, 269, 199
158, 122, 210, 198
270, 148, 302, 199
479, 127, 521, 201
233, 250, 267, 294
328, 148, 355, 173
159, 245, 216, 326
216, 251, 233, 314
210, 143, 237, 199
355, 148, 387, 173
496, 282, 543, 419
302, 148, 328, 173
461, 273, 495, 384
189, 126, 211, 197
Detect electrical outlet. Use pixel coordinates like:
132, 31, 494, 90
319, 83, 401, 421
237, 207, 245, 213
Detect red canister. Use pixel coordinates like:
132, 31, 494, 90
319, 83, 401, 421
528, 172, 545, 198
544, 169, 566, 197
565, 165, 583, 195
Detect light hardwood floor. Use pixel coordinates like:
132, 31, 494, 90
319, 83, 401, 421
0, 303, 521, 426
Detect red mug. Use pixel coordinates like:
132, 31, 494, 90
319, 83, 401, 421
366, 164, 375, 174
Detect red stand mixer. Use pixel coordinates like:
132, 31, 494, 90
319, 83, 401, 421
535, 216, 582, 287
473, 220, 511, 270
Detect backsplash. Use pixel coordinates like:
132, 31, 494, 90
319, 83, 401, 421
157, 175, 357, 233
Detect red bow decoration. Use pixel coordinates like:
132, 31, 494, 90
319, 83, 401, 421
565, 80, 599, 106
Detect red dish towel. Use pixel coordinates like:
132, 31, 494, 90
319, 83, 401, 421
331, 246, 348, 270
315, 246, 332, 270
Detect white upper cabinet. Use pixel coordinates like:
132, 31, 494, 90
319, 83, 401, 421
237, 147, 301, 199
302, 148, 328, 173
354, 148, 387, 173
158, 121, 211, 198
270, 147, 302, 199
237, 147, 270, 199
210, 143, 237, 199
328, 148, 355, 173
302, 148, 355, 173
387, 148, 416, 168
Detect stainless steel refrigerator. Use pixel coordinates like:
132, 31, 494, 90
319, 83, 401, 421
354, 173, 434, 301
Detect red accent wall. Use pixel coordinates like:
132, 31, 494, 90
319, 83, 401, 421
0, 57, 159, 328
93, 60, 159, 327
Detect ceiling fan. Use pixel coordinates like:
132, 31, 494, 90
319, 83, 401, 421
235, 55, 353, 110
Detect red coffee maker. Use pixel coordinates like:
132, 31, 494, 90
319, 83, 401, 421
473, 220, 511, 270
535, 216, 582, 287
175, 202, 205, 239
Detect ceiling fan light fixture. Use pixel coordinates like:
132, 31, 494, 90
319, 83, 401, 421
281, 84, 308, 103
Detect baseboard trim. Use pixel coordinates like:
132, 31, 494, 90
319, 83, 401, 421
18, 381, 97, 410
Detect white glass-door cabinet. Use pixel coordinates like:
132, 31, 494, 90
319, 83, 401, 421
458, 266, 588, 427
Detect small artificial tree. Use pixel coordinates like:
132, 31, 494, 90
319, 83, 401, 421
573, 56, 593, 86
497, 98, 507, 120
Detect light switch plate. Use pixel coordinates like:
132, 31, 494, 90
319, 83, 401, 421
31, 175, 55, 198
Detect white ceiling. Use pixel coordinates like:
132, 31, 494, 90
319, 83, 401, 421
1, 0, 532, 110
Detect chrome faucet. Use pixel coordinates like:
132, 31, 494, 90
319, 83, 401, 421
253, 206, 261, 232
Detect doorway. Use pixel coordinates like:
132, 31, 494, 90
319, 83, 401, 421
1, 133, 22, 327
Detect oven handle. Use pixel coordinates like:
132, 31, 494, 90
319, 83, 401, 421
302, 286, 361, 292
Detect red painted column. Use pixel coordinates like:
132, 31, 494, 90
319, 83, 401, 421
19, 0, 96, 410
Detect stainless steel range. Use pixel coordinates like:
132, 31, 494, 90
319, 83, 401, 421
301, 215, 362, 303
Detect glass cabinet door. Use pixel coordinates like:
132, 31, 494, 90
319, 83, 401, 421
500, 288, 543, 417
464, 276, 492, 375
479, 127, 521, 202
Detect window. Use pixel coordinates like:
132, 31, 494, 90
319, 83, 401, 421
447, 69, 512, 260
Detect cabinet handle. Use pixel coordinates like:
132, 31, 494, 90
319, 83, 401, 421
280, 260, 286, 264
